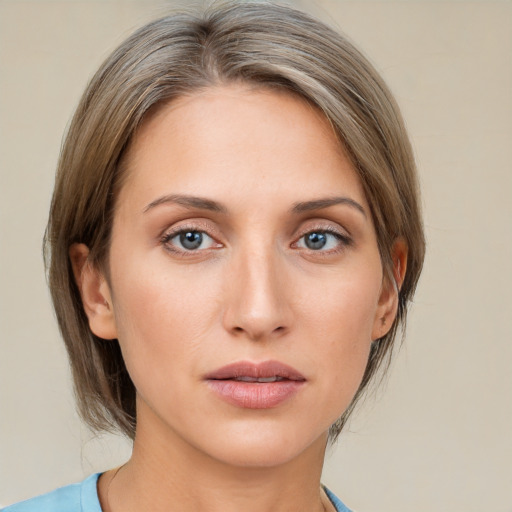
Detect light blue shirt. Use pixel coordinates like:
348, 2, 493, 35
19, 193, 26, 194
2, 473, 353, 512
1, 474, 102, 512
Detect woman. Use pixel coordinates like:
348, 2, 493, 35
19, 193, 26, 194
3, 2, 424, 511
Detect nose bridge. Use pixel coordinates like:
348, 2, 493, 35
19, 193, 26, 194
223, 238, 291, 341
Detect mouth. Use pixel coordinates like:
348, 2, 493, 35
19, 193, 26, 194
229, 376, 288, 383
204, 360, 306, 409
204, 360, 306, 381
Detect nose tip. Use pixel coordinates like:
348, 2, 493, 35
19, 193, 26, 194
229, 311, 288, 341
222, 252, 292, 342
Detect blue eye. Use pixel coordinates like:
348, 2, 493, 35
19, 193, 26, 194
166, 230, 216, 251
297, 230, 347, 251
305, 232, 328, 250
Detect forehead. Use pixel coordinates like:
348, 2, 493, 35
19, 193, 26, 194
117, 84, 368, 214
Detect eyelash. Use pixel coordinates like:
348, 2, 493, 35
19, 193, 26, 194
294, 226, 352, 255
160, 224, 352, 257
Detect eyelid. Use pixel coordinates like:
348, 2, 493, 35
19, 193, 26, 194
160, 218, 220, 238
295, 220, 351, 241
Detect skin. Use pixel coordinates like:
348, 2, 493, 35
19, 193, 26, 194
70, 84, 405, 512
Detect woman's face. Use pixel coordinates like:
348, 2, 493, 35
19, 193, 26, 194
91, 85, 395, 467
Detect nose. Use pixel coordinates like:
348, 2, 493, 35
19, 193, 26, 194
222, 244, 292, 342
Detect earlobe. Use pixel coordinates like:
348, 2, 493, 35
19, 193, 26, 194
371, 238, 408, 341
69, 243, 118, 340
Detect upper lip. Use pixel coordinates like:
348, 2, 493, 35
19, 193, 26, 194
204, 360, 306, 381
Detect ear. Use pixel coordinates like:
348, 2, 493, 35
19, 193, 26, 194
69, 243, 118, 340
371, 238, 408, 341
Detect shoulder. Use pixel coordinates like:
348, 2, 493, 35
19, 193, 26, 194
1, 473, 102, 512
324, 485, 355, 512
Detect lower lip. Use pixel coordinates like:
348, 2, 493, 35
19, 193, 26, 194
206, 380, 304, 409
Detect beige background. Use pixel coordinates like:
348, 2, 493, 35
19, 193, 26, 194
1, 0, 511, 510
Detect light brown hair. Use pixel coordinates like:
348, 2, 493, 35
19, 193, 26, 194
44, 0, 425, 442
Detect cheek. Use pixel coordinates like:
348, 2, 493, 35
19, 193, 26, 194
301, 266, 382, 407
108, 260, 221, 391
305, 263, 382, 346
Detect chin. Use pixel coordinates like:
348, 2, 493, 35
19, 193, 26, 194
196, 421, 329, 469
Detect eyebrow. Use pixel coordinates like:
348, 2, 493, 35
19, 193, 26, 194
143, 194, 366, 217
143, 194, 227, 214
292, 197, 367, 217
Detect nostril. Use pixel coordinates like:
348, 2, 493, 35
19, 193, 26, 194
230, 324, 287, 339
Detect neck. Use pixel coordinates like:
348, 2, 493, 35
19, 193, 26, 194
99, 402, 332, 512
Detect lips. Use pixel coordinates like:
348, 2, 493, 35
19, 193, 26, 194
205, 361, 306, 409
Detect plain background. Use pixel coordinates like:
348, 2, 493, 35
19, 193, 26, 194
0, 0, 511, 511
